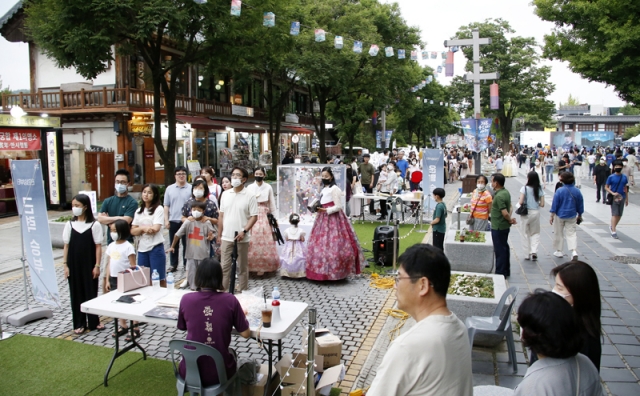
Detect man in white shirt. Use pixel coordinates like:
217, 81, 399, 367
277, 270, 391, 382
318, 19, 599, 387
367, 244, 473, 396
587, 152, 597, 177
217, 167, 258, 292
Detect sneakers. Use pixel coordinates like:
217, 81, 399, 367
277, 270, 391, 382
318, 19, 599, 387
524, 254, 531, 260
571, 250, 578, 261
553, 251, 564, 258
179, 279, 189, 289
531, 253, 538, 261
610, 226, 618, 239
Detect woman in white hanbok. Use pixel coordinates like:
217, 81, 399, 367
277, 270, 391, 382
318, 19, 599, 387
503, 152, 514, 177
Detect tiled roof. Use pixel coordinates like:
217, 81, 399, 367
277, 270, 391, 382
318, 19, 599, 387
0, 1, 22, 31
558, 115, 640, 123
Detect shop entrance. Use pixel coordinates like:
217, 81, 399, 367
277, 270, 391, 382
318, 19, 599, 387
85, 151, 115, 201
195, 132, 228, 178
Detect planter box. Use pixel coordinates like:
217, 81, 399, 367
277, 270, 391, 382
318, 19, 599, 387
444, 230, 493, 273
49, 220, 108, 248
451, 206, 471, 230
447, 271, 508, 347
459, 194, 472, 206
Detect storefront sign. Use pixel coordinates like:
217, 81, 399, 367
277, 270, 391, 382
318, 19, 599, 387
129, 121, 153, 135
0, 129, 41, 150
291, 134, 300, 143
46, 132, 60, 205
231, 105, 254, 117
79, 190, 97, 214
0, 114, 60, 128
11, 160, 61, 308
144, 150, 155, 159
422, 149, 444, 212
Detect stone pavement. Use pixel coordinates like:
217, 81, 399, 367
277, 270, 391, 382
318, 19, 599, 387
3, 168, 640, 395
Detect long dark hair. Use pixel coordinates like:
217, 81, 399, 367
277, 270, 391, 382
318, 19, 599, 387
551, 261, 601, 339
526, 171, 542, 202
138, 184, 160, 214
321, 167, 337, 188
72, 194, 95, 223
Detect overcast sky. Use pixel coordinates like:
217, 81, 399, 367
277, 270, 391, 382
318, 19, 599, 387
0, 0, 626, 108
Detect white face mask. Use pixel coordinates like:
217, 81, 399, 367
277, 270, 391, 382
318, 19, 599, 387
477, 184, 486, 190
192, 211, 203, 219
72, 207, 84, 216
387, 166, 394, 171
535, 161, 540, 166
110, 232, 119, 241
115, 184, 127, 194
193, 189, 204, 198
552, 288, 571, 300
231, 178, 242, 188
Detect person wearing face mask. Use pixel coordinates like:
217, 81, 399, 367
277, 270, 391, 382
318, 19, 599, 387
131, 184, 166, 286
550, 172, 583, 260
468, 175, 493, 232
518, 171, 545, 261
98, 169, 138, 245
200, 166, 222, 205
246, 167, 279, 274
167, 201, 215, 291
408, 158, 422, 192
306, 167, 364, 281
217, 167, 259, 292
63, 194, 104, 334
515, 290, 603, 396
378, 163, 398, 220
605, 160, 629, 239
533, 158, 545, 188
164, 166, 193, 273
593, 158, 611, 203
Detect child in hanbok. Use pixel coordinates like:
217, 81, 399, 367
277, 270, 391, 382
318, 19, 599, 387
280, 214, 306, 278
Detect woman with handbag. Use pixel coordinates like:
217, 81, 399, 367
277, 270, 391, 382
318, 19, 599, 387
306, 167, 364, 281
63, 194, 104, 334
517, 171, 545, 261
467, 175, 493, 231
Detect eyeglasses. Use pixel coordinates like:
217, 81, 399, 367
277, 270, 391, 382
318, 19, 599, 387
231, 173, 243, 177
394, 274, 426, 283
176, 173, 187, 176
115, 180, 128, 185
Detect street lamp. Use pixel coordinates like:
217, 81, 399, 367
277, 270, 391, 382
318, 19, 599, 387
10, 106, 26, 118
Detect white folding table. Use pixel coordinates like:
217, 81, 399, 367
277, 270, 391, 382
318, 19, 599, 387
351, 192, 424, 223
81, 286, 308, 391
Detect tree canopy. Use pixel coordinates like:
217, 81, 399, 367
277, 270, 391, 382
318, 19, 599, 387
448, 19, 555, 149
534, 0, 640, 104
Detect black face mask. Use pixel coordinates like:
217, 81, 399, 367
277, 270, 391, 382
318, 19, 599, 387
614, 168, 623, 173
255, 176, 264, 182
322, 178, 331, 185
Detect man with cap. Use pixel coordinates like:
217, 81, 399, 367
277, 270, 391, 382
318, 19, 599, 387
358, 153, 376, 213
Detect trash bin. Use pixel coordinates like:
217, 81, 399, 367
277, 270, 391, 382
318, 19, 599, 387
462, 174, 479, 194
373, 225, 398, 266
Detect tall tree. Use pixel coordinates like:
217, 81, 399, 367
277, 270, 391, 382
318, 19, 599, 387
448, 19, 555, 150
25, 0, 241, 185
534, 0, 640, 104
561, 94, 581, 107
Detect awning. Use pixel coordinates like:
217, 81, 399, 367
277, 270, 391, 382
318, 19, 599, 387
281, 125, 314, 134
175, 116, 267, 133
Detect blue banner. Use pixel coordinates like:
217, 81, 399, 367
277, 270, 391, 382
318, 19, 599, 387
461, 118, 492, 152
422, 149, 444, 212
11, 160, 61, 308
376, 130, 382, 148
385, 130, 393, 148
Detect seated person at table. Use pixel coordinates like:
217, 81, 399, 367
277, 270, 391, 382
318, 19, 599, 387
177, 258, 251, 386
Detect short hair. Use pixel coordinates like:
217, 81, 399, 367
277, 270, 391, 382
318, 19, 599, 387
174, 166, 188, 175
492, 173, 505, 187
113, 219, 131, 240
398, 244, 450, 298
190, 200, 207, 210
115, 169, 130, 182
191, 179, 210, 198
518, 289, 583, 359
231, 167, 249, 180
432, 187, 445, 199
560, 172, 575, 185
612, 160, 623, 167
477, 175, 489, 185
363, 153, 370, 158
194, 258, 223, 291
551, 261, 601, 339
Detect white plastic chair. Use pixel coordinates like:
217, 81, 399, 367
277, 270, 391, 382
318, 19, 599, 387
465, 286, 520, 373
169, 339, 240, 396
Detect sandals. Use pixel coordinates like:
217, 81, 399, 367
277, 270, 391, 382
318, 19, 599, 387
94, 324, 105, 331
73, 327, 85, 335
112, 326, 128, 338
125, 326, 141, 342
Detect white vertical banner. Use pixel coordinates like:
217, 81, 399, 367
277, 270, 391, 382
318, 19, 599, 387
46, 132, 60, 205
422, 149, 444, 212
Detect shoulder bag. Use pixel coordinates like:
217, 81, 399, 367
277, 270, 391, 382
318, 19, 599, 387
466, 191, 484, 226
117, 265, 150, 293
606, 175, 623, 205
515, 187, 528, 216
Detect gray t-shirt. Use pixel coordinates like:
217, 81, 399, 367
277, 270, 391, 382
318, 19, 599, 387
175, 219, 214, 260
164, 183, 193, 222
514, 354, 603, 396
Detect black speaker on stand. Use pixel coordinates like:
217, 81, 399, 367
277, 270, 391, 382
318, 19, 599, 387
372, 225, 398, 266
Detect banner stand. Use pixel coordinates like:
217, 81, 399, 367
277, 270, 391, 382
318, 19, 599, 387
5, 212, 53, 327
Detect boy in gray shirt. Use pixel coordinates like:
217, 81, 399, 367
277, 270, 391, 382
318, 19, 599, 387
166, 201, 214, 290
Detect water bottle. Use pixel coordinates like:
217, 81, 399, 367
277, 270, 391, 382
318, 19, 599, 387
166, 272, 174, 293
271, 286, 281, 322
152, 269, 160, 292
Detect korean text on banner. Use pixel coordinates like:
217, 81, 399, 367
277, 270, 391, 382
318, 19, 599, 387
422, 149, 444, 212
46, 132, 60, 205
461, 118, 492, 153
11, 160, 61, 308
0, 129, 41, 150
384, 130, 393, 149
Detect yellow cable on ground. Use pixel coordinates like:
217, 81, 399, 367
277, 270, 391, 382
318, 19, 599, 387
383, 308, 410, 341
369, 273, 396, 289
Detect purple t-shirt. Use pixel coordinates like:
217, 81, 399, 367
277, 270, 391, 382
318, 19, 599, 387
177, 291, 250, 386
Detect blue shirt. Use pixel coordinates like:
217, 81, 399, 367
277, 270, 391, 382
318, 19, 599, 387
550, 184, 584, 219
396, 159, 409, 178
606, 173, 628, 201
606, 154, 614, 166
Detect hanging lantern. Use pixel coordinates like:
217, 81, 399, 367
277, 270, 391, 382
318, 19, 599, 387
490, 82, 499, 110
445, 51, 454, 77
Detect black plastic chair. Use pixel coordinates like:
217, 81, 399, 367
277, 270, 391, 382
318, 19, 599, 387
169, 339, 240, 396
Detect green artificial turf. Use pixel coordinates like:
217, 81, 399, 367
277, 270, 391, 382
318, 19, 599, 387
0, 334, 176, 395
352, 222, 428, 275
